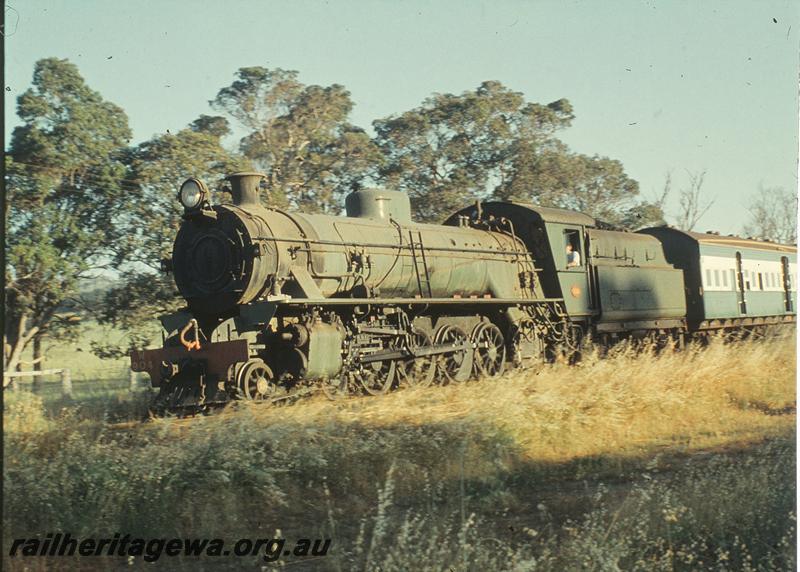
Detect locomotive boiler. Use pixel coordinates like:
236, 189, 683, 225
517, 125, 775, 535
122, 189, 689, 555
173, 173, 535, 316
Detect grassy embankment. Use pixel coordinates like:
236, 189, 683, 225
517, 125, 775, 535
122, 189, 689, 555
3, 333, 796, 570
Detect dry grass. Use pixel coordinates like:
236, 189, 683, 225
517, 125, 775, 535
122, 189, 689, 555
4, 332, 795, 571
203, 331, 796, 465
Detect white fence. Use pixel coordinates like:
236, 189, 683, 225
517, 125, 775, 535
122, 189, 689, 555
4, 369, 73, 395
3, 368, 144, 396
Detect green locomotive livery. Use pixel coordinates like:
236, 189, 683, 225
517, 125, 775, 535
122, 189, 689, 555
131, 172, 796, 412
445, 202, 688, 341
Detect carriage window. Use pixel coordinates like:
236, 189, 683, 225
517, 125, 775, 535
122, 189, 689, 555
722, 271, 728, 288
705, 269, 712, 287
758, 273, 764, 290
714, 270, 720, 286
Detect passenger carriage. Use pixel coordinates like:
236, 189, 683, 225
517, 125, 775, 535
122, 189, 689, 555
637, 227, 796, 331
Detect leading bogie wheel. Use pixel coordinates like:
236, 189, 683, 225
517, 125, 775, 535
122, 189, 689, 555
237, 359, 277, 401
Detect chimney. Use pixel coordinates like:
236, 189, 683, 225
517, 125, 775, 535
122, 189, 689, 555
225, 172, 266, 206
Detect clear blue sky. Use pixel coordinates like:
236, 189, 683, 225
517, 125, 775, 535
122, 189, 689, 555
5, 0, 798, 234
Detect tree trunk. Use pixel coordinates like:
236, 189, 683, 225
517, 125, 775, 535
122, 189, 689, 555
32, 335, 43, 391
3, 314, 39, 380
33, 336, 43, 371
5, 344, 23, 377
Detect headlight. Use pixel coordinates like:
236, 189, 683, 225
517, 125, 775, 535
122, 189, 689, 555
179, 178, 207, 209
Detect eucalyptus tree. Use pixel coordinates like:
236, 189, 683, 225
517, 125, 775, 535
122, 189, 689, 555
96, 116, 251, 352
5, 58, 131, 372
373, 80, 661, 228
212, 67, 382, 213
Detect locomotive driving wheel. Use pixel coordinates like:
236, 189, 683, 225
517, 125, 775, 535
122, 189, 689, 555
322, 375, 352, 400
396, 329, 436, 388
434, 325, 473, 384
237, 359, 277, 401
355, 356, 396, 396
471, 323, 506, 378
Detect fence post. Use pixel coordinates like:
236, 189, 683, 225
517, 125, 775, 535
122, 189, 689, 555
61, 369, 72, 397
129, 368, 138, 392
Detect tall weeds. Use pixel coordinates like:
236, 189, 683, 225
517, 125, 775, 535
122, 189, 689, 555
3, 333, 795, 570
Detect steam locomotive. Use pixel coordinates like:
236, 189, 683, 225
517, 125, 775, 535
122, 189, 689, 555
130, 172, 796, 412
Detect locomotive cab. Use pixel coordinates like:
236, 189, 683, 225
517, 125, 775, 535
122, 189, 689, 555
444, 201, 596, 318
444, 201, 688, 337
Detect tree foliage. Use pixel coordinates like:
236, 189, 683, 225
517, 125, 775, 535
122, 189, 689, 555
212, 67, 382, 213
498, 147, 664, 228
373, 81, 660, 228
100, 117, 251, 338
373, 81, 571, 221
6, 61, 684, 367
743, 186, 797, 244
4, 58, 131, 371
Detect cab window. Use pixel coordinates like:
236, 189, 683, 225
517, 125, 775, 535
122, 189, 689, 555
563, 230, 582, 269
